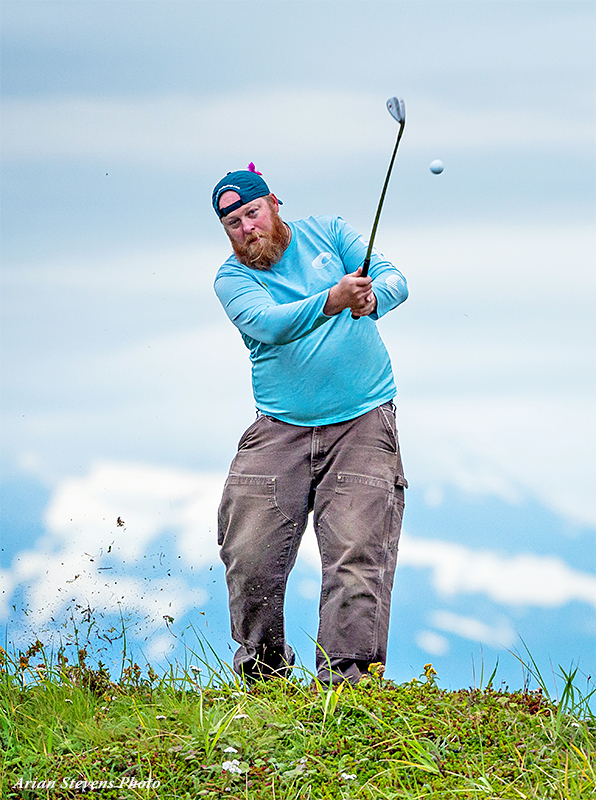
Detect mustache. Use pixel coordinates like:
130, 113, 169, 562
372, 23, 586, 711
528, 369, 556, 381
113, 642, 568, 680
229, 212, 289, 270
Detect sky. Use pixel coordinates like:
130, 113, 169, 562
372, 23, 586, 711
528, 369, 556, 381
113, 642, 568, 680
1, 0, 595, 693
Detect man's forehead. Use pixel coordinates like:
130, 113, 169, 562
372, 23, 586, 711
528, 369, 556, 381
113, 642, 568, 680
219, 191, 264, 222
221, 196, 265, 223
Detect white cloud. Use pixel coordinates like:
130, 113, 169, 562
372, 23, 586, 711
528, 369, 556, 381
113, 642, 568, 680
2, 91, 592, 166
416, 630, 450, 656
43, 462, 224, 565
0, 463, 224, 623
6, 319, 256, 478
0, 549, 206, 631
400, 534, 596, 608
430, 611, 516, 649
297, 578, 320, 601
399, 394, 595, 527
145, 632, 177, 662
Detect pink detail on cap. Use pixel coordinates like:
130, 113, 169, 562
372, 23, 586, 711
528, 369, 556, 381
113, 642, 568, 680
248, 162, 263, 175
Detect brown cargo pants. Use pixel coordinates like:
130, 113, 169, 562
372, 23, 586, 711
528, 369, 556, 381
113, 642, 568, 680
217, 401, 407, 685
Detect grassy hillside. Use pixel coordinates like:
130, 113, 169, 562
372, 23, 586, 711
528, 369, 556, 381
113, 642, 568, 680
1, 641, 594, 799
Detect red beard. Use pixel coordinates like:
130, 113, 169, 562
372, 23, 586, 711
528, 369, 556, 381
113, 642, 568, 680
229, 210, 290, 270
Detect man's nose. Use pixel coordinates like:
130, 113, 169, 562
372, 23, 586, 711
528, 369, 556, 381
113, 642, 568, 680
241, 217, 255, 234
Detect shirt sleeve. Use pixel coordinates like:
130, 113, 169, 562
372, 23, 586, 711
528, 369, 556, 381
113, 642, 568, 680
214, 267, 332, 345
332, 217, 408, 319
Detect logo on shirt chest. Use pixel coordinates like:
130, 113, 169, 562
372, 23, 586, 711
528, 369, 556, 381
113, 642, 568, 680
311, 252, 334, 270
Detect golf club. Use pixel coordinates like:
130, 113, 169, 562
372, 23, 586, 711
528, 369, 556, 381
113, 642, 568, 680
352, 96, 406, 319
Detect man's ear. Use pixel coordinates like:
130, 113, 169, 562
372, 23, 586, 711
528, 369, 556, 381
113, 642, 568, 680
269, 194, 280, 212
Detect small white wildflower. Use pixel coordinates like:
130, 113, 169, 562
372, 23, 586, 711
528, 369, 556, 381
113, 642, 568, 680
231, 691, 242, 697
222, 759, 242, 774
234, 713, 249, 719
341, 772, 357, 780
65, 699, 73, 704
571, 722, 580, 727
156, 715, 166, 720
189, 665, 202, 674
223, 746, 238, 753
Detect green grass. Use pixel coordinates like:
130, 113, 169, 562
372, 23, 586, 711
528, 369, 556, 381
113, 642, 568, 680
1, 638, 594, 799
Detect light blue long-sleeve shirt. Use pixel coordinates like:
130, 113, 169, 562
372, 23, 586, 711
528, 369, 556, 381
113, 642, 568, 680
214, 215, 408, 426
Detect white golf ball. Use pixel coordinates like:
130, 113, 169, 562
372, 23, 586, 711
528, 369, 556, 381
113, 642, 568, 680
430, 159, 444, 174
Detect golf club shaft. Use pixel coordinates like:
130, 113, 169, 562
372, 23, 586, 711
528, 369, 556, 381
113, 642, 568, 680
351, 116, 405, 320
361, 118, 405, 278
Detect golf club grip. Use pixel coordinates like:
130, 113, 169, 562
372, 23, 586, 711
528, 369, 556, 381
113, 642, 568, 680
351, 257, 371, 319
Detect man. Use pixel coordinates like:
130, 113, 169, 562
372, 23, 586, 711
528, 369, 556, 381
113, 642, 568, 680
212, 165, 408, 686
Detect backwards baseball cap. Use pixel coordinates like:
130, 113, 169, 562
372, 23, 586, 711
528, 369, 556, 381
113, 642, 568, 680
212, 163, 282, 218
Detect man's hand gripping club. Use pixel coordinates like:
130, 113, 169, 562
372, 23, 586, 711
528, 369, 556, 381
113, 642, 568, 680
323, 267, 377, 318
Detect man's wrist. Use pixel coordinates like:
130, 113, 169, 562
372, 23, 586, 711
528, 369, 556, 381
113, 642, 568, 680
323, 286, 343, 316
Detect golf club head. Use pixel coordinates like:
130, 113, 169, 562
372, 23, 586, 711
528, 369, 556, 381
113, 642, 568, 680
386, 96, 406, 124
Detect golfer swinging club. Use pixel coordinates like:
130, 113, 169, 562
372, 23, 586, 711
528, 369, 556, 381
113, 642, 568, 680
213, 164, 408, 686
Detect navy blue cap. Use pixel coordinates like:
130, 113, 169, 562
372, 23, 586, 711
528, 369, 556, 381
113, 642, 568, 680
212, 166, 281, 218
